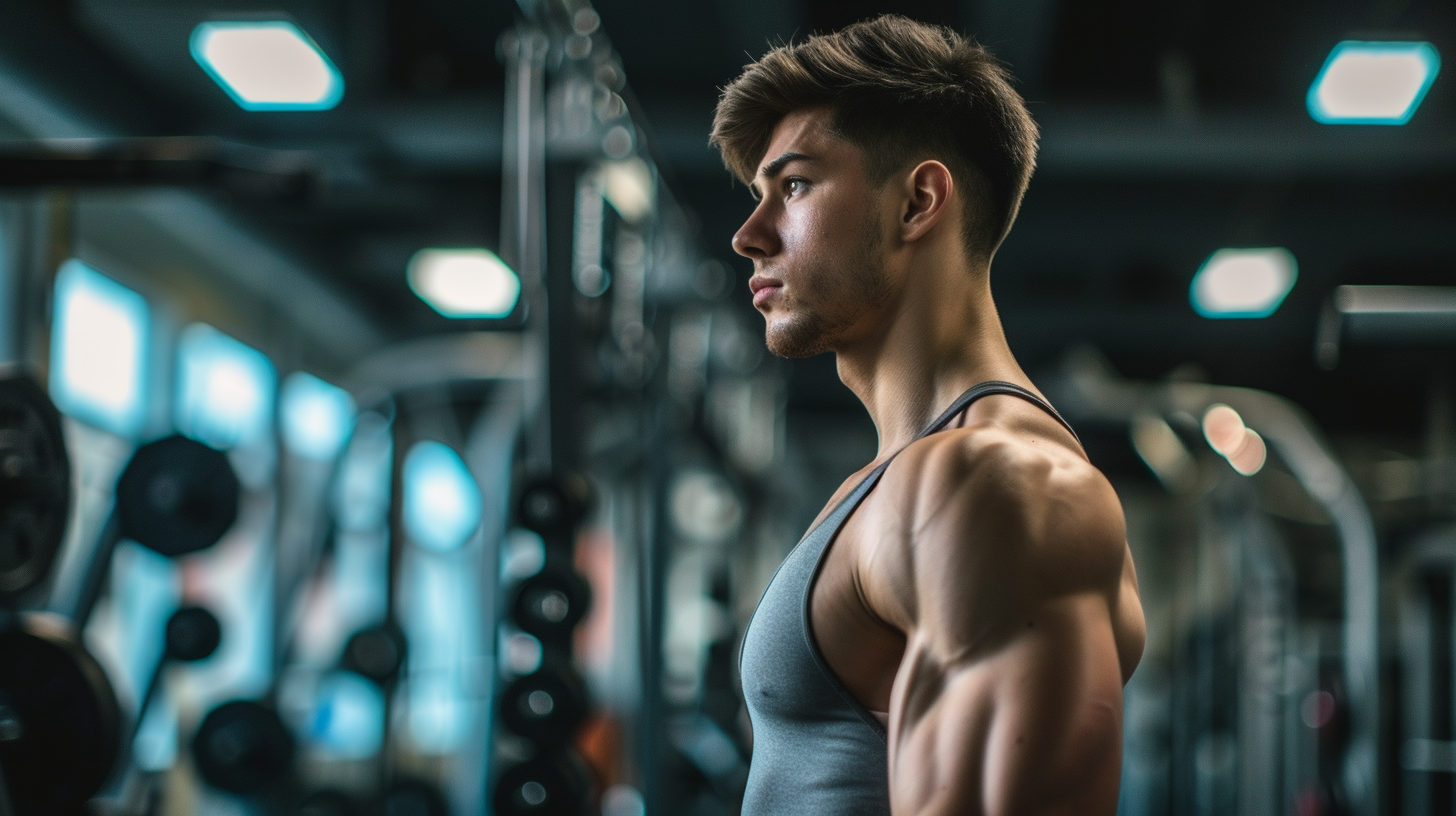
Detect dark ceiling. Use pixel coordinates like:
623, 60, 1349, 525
1, 0, 1453, 437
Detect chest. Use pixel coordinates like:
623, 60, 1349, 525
805, 497, 908, 715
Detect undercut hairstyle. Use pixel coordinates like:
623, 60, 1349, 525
710, 15, 1039, 260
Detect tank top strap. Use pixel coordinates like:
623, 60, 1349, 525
917, 380, 1080, 444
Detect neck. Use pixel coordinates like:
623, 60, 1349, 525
834, 261, 1031, 457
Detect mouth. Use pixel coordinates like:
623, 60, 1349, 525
749, 275, 783, 308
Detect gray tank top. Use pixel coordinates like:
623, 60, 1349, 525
738, 381, 1079, 815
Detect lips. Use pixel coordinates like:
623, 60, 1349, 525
749, 275, 782, 307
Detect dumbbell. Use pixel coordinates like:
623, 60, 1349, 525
499, 658, 589, 746
510, 560, 592, 647
515, 475, 591, 542
191, 699, 295, 795
72, 434, 240, 626
493, 752, 591, 816
341, 622, 407, 686
130, 606, 222, 745
0, 370, 71, 602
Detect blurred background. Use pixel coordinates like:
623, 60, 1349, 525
0, 0, 1452, 814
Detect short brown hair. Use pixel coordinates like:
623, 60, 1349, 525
710, 15, 1039, 259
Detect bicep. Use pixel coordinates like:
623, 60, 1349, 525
888, 593, 1125, 816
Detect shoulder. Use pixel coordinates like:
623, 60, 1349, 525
886, 423, 1126, 596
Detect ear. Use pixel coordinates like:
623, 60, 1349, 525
899, 160, 954, 244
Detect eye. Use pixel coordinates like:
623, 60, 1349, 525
784, 177, 809, 197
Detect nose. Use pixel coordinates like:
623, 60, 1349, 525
732, 201, 779, 260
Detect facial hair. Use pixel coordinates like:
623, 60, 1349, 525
765, 209, 889, 359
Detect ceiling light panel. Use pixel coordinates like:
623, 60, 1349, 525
1308, 41, 1440, 125
190, 21, 344, 111
1190, 248, 1298, 318
407, 249, 521, 318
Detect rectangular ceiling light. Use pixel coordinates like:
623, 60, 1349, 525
1308, 41, 1440, 124
49, 259, 150, 437
190, 21, 344, 111
1190, 248, 1297, 318
175, 323, 276, 449
407, 248, 521, 318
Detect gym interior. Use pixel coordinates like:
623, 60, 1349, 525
0, 1, 1453, 814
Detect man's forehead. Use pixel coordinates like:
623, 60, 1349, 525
757, 108, 839, 170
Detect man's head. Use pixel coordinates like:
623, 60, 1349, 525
710, 16, 1038, 358
712, 14, 1038, 263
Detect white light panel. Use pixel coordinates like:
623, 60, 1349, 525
407, 248, 521, 318
402, 441, 482, 552
1190, 248, 1297, 318
175, 323, 276, 449
190, 21, 344, 111
280, 371, 355, 461
49, 259, 150, 437
1308, 41, 1440, 125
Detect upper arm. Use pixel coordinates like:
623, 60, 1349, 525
883, 440, 1136, 816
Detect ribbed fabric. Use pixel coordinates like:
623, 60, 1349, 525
738, 382, 1077, 815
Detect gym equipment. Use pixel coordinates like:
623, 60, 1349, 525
294, 788, 360, 816
341, 623, 407, 686
0, 370, 71, 600
0, 613, 121, 814
129, 606, 222, 747
191, 699, 294, 795
73, 434, 240, 624
115, 435, 239, 558
376, 779, 449, 816
492, 752, 591, 816
499, 660, 589, 745
509, 562, 591, 645
515, 475, 590, 540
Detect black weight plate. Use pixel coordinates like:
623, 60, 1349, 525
509, 566, 591, 644
192, 699, 295, 794
166, 606, 222, 662
117, 435, 239, 557
341, 623, 406, 685
514, 475, 590, 538
492, 753, 590, 816
0, 616, 120, 812
499, 662, 588, 745
0, 372, 71, 598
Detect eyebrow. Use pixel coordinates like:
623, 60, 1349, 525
750, 151, 813, 198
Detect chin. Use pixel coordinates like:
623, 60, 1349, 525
764, 314, 832, 359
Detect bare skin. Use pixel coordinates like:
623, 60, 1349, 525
732, 107, 1146, 816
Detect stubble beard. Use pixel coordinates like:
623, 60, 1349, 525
764, 214, 888, 359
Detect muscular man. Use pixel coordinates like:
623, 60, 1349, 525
709, 16, 1146, 816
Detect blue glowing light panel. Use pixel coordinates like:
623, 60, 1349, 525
402, 441, 483, 552
175, 323, 277, 449
49, 259, 150, 437
280, 371, 356, 461
1308, 41, 1441, 125
190, 21, 344, 111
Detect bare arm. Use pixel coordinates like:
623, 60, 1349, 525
881, 437, 1142, 816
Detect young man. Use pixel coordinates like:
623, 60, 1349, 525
710, 15, 1146, 816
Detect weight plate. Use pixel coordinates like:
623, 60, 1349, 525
509, 566, 592, 644
499, 661, 588, 745
192, 699, 294, 794
492, 753, 591, 816
0, 615, 120, 812
165, 606, 222, 662
0, 371, 71, 599
117, 435, 239, 557
341, 623, 406, 685
515, 475, 590, 538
